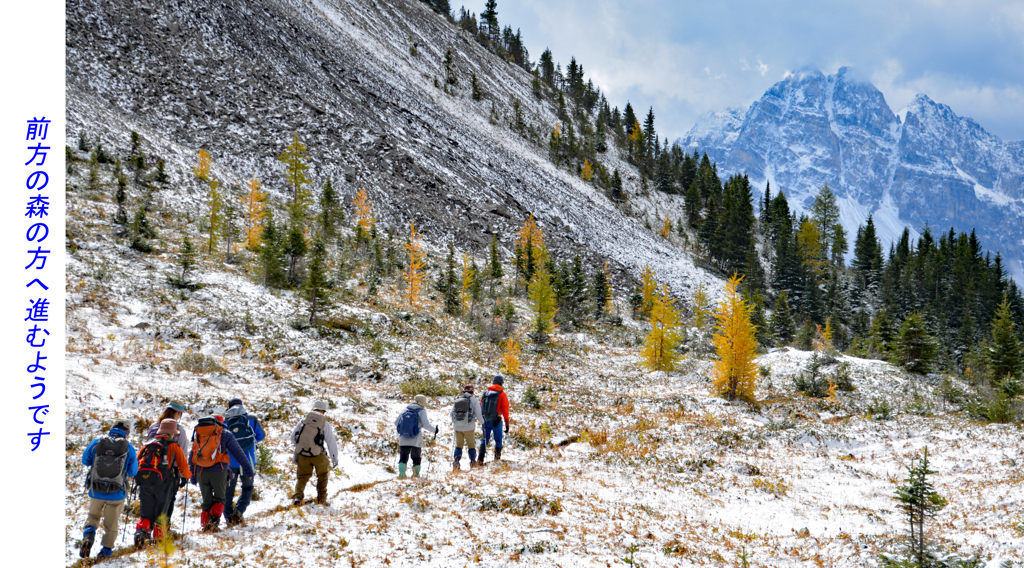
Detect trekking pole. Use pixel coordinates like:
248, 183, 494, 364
181, 479, 189, 536
120, 480, 137, 545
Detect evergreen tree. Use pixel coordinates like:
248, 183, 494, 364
284, 222, 307, 287
609, 169, 625, 202
712, 274, 758, 402
171, 236, 198, 288
471, 73, 482, 101
770, 290, 796, 346
443, 49, 458, 87
258, 212, 285, 287
155, 159, 168, 183
488, 233, 503, 293
302, 238, 332, 326
277, 132, 312, 222
480, 0, 498, 43
114, 159, 128, 226
987, 294, 1023, 386
317, 177, 342, 241
896, 312, 938, 374
880, 447, 948, 568
641, 284, 683, 371
442, 243, 461, 315
592, 265, 610, 319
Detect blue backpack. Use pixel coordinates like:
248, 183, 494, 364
226, 414, 256, 453
396, 407, 422, 438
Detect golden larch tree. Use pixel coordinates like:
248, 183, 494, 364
240, 175, 268, 251
277, 132, 312, 221
353, 188, 375, 233
581, 159, 593, 181
692, 283, 711, 331
813, 317, 834, 352
193, 149, 212, 182
712, 274, 759, 402
603, 262, 614, 313
500, 335, 521, 376
516, 214, 545, 264
404, 222, 425, 307
528, 263, 558, 343
640, 264, 657, 320
659, 215, 672, 238
641, 284, 683, 372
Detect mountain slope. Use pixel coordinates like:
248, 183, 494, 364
680, 67, 1024, 282
66, 0, 716, 296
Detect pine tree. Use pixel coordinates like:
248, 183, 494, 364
592, 264, 610, 319
277, 132, 312, 222
442, 243, 461, 315
205, 181, 224, 255
609, 169, 625, 203
284, 222, 307, 286
641, 284, 683, 372
528, 263, 557, 343
302, 238, 332, 326
896, 312, 938, 374
258, 212, 285, 287
712, 274, 758, 402
987, 294, 1023, 385
471, 72, 482, 101
880, 447, 947, 568
404, 222, 426, 308
770, 290, 796, 346
317, 177, 342, 241
443, 49, 458, 87
155, 159, 168, 183
171, 236, 198, 288
488, 233, 503, 282
240, 175, 268, 251
114, 159, 128, 225
130, 204, 156, 253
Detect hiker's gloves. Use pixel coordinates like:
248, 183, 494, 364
504, 425, 509, 434
178, 477, 188, 488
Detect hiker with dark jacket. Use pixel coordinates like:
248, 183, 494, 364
134, 419, 190, 548
395, 394, 437, 479
80, 419, 139, 559
451, 384, 483, 471
223, 398, 265, 526
145, 401, 189, 526
477, 375, 510, 465
188, 414, 253, 532
290, 400, 339, 506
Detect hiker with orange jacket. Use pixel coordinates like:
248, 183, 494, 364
477, 375, 510, 465
188, 414, 253, 532
133, 419, 190, 548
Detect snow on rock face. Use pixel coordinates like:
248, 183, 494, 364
680, 66, 1024, 283
65, 0, 714, 299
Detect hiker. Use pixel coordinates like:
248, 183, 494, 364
223, 398, 265, 526
80, 419, 139, 559
290, 400, 339, 506
450, 384, 483, 471
188, 414, 253, 532
477, 375, 510, 466
395, 393, 438, 479
145, 401, 189, 526
134, 419, 190, 548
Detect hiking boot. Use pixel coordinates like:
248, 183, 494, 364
227, 510, 244, 527
292, 496, 303, 506
412, 465, 421, 478
98, 547, 113, 558
398, 463, 407, 479
80, 527, 95, 558
495, 447, 502, 461
134, 528, 148, 549
452, 459, 461, 472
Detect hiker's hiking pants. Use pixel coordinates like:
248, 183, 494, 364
86, 497, 124, 549
454, 429, 475, 449
198, 470, 229, 512
225, 467, 254, 517
398, 445, 422, 466
482, 419, 503, 450
139, 475, 176, 527
293, 453, 330, 501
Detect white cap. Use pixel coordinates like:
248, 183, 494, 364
313, 400, 329, 411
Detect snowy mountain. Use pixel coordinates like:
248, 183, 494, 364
679, 67, 1024, 282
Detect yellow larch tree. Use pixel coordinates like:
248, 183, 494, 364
277, 132, 312, 221
499, 335, 521, 376
516, 214, 545, 262
640, 264, 657, 320
353, 188, 375, 235
813, 317, 835, 353
581, 159, 593, 181
404, 222, 425, 308
640, 284, 683, 372
712, 274, 759, 402
659, 215, 672, 238
240, 175, 268, 251
692, 283, 711, 331
461, 252, 475, 312
193, 149, 212, 182
603, 262, 614, 313
528, 263, 558, 344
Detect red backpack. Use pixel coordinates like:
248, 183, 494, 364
136, 437, 172, 486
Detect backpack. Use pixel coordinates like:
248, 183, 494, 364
136, 438, 172, 487
87, 436, 130, 494
481, 390, 501, 424
226, 414, 256, 453
396, 406, 422, 438
295, 412, 326, 457
191, 418, 226, 468
452, 394, 472, 425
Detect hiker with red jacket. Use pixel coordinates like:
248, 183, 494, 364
134, 419, 190, 548
477, 375, 510, 465
188, 414, 254, 532
145, 401, 189, 527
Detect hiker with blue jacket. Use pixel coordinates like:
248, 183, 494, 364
80, 419, 139, 559
223, 398, 265, 526
394, 394, 437, 479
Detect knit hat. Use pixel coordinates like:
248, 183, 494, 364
492, 375, 504, 386
414, 394, 427, 407
166, 401, 186, 413
312, 400, 329, 412
227, 398, 243, 409
213, 414, 225, 423
462, 384, 474, 394
112, 419, 131, 433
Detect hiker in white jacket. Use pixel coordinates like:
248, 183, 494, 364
289, 400, 339, 505
394, 394, 436, 479
450, 384, 483, 471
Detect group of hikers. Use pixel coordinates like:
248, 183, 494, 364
77, 375, 511, 560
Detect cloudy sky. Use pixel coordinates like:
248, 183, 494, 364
458, 0, 1024, 141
